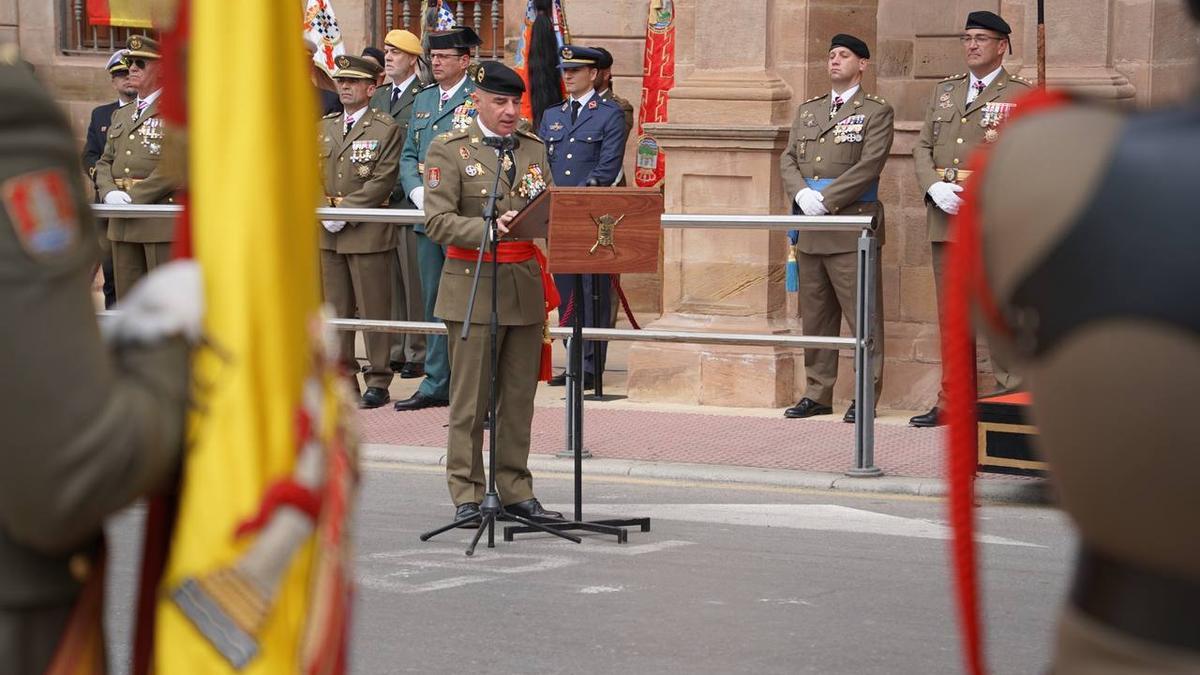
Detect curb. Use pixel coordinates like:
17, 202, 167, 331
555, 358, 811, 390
362, 444, 1049, 505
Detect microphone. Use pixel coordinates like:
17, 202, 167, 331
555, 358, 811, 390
482, 135, 519, 151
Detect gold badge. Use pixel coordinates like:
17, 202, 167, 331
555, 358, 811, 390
130, 36, 142, 50
561, 46, 574, 60
588, 213, 624, 255
984, 128, 999, 143
459, 146, 470, 160
475, 68, 485, 83
336, 55, 350, 69
464, 163, 479, 177
356, 164, 371, 178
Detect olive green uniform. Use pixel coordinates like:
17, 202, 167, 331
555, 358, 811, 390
978, 101, 1200, 673
0, 58, 188, 675
370, 78, 428, 368
422, 120, 552, 506
913, 67, 1032, 403
93, 96, 179, 298
780, 90, 892, 406
318, 107, 402, 388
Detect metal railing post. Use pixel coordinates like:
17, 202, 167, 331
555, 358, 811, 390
848, 228, 883, 477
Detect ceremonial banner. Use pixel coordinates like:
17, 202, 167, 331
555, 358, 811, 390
150, 0, 358, 673
304, 0, 345, 76
635, 0, 675, 188
85, 0, 154, 28
513, 0, 571, 124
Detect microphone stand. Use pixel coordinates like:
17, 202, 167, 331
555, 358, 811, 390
420, 134, 583, 556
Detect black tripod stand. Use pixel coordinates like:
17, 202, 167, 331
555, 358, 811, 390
418, 136, 583, 556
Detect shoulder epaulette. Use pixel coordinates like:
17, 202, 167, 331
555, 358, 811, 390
1010, 75, 1034, 87
371, 110, 395, 124
420, 82, 439, 91
803, 93, 827, 104
433, 129, 467, 145
322, 111, 341, 120
517, 128, 545, 144
864, 93, 888, 105
940, 72, 968, 82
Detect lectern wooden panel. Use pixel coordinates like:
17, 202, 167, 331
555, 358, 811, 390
507, 186, 663, 274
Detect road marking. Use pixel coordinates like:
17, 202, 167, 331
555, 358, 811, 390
579, 585, 624, 594
547, 504, 1042, 547
358, 548, 576, 593
535, 538, 695, 556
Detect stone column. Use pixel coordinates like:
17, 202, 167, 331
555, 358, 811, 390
625, 0, 877, 407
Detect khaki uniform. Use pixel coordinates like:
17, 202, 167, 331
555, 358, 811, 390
780, 90, 892, 405
913, 67, 1032, 402
978, 101, 1200, 673
318, 107, 402, 388
370, 79, 428, 368
93, 97, 179, 298
422, 120, 552, 506
0, 60, 188, 675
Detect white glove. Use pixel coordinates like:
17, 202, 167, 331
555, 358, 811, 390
102, 260, 204, 346
927, 182, 965, 215
103, 190, 132, 205
322, 220, 347, 233
795, 188, 828, 216
409, 187, 425, 211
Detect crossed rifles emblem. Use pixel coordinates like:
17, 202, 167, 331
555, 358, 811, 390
588, 213, 624, 255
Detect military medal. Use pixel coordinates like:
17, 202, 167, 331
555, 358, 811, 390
459, 146, 470, 160
501, 153, 513, 174
939, 93, 953, 109
356, 164, 371, 178
518, 163, 547, 199
464, 163, 479, 177
984, 128, 999, 143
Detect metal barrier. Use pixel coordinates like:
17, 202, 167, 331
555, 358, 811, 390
91, 204, 882, 476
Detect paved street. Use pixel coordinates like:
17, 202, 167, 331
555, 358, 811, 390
104, 463, 1074, 674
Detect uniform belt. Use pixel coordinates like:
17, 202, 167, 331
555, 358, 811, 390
936, 168, 973, 184
804, 177, 878, 203
114, 178, 144, 190
326, 196, 343, 207
1071, 546, 1200, 654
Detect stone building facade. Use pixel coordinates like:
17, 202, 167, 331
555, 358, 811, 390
8, 0, 1196, 409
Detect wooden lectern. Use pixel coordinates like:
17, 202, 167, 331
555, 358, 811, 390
507, 186, 664, 274
503, 185, 663, 544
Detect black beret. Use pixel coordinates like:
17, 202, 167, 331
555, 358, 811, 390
829, 34, 870, 59
361, 46, 385, 69
427, 26, 482, 51
965, 11, 1011, 35
592, 47, 614, 69
473, 60, 525, 97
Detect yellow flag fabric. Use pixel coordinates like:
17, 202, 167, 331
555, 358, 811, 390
91, 0, 155, 28
154, 0, 330, 672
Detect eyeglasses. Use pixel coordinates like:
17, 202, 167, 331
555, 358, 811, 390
130, 58, 150, 69
959, 36, 1004, 46
429, 53, 466, 62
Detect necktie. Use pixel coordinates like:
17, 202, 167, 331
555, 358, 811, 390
503, 148, 516, 184
968, 80, 986, 104
344, 116, 354, 136
132, 99, 148, 122
391, 86, 401, 106
439, 90, 450, 112
570, 100, 582, 124
829, 96, 844, 119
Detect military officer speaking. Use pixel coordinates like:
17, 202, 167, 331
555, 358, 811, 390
393, 26, 482, 412
780, 34, 892, 423
911, 10, 1032, 427
319, 54, 403, 409
93, 35, 178, 299
537, 45, 628, 388
0, 50, 197, 674
423, 60, 563, 525
370, 29, 428, 381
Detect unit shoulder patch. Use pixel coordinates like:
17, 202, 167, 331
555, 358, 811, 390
1, 167, 79, 259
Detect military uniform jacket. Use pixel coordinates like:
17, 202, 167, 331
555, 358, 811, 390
781, 90, 894, 255
370, 77, 425, 207
538, 95, 627, 188
399, 78, 478, 232
82, 100, 123, 184
0, 61, 187, 610
319, 108, 402, 254
423, 120, 552, 326
597, 88, 635, 137
913, 67, 1033, 242
93, 99, 178, 243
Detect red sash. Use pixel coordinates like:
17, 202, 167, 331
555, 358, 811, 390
445, 241, 559, 381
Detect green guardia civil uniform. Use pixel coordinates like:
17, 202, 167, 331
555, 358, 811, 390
318, 61, 403, 391
913, 66, 1033, 403
0, 53, 189, 675
422, 117, 554, 507
370, 74, 428, 369
780, 87, 893, 407
398, 75, 478, 401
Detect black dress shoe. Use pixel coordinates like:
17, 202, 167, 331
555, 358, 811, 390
399, 362, 424, 379
843, 401, 856, 424
909, 406, 943, 428
392, 392, 449, 412
455, 502, 481, 529
783, 398, 833, 419
389, 360, 404, 373
360, 387, 390, 409
504, 498, 564, 520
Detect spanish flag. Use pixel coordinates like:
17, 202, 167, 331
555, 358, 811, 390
85, 0, 154, 28
147, 0, 356, 673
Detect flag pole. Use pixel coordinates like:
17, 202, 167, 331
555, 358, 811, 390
1037, 0, 1046, 88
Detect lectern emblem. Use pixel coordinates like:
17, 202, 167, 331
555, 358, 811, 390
588, 213, 625, 255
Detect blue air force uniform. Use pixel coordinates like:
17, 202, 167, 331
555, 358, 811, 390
537, 46, 629, 379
